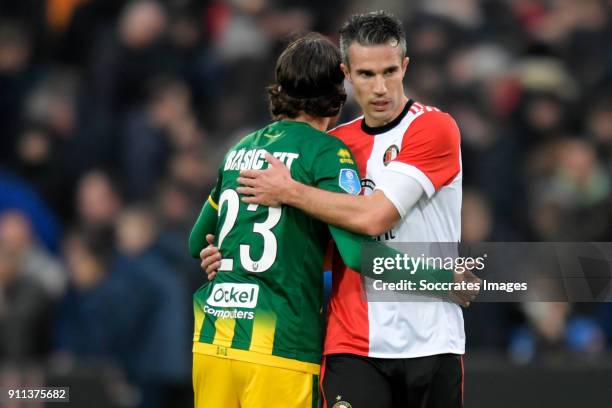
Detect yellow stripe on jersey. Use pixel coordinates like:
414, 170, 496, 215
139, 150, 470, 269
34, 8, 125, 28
249, 310, 277, 355
193, 303, 205, 341
193, 342, 320, 375
213, 317, 236, 347
208, 195, 218, 210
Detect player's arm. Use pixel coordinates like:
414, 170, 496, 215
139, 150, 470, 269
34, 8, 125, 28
328, 224, 453, 289
238, 111, 459, 236
188, 168, 223, 258
198, 226, 473, 303
274, 174, 421, 237
188, 196, 219, 258
238, 154, 422, 236
295, 137, 449, 286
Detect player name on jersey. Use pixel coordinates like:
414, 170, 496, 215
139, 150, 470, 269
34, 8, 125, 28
224, 148, 300, 171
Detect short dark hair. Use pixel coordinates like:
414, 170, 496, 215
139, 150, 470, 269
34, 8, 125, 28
339, 11, 407, 66
267, 33, 346, 120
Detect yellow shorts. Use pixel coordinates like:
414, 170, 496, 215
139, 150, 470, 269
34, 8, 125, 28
193, 353, 321, 408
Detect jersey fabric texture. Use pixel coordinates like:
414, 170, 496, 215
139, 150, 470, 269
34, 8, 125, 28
325, 100, 465, 358
193, 120, 361, 374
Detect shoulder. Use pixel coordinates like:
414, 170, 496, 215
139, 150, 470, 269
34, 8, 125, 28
226, 128, 258, 152
409, 106, 459, 138
403, 106, 460, 148
293, 125, 343, 154
307, 131, 358, 179
309, 132, 353, 163
328, 116, 364, 141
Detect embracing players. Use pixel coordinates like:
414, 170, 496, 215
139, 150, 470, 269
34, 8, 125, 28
209, 11, 476, 408
188, 31, 458, 408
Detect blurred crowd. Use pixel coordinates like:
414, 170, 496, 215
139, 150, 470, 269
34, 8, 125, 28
1, 0, 612, 406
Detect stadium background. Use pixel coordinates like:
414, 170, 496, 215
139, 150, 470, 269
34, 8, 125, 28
0, 0, 611, 407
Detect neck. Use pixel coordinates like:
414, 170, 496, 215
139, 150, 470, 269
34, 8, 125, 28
290, 113, 330, 132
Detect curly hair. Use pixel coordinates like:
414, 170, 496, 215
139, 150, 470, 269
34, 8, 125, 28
267, 33, 346, 120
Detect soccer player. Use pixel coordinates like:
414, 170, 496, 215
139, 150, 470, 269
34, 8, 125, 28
226, 11, 473, 408
188, 33, 454, 408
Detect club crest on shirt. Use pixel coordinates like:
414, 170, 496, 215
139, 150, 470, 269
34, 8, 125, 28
332, 396, 352, 408
383, 144, 399, 166
339, 169, 360, 195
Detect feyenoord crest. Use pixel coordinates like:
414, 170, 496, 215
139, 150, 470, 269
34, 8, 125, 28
383, 144, 399, 166
332, 397, 352, 408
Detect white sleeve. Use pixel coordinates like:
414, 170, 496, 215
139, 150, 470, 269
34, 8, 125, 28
374, 169, 424, 219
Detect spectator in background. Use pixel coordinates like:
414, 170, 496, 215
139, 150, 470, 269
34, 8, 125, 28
57, 207, 191, 408
119, 75, 207, 201
461, 191, 516, 351
12, 126, 65, 210
0, 171, 61, 253
587, 96, 612, 170
165, 7, 223, 110
510, 301, 606, 364
0, 20, 37, 164
17, 67, 116, 185
167, 149, 215, 196
529, 138, 612, 240
75, 169, 122, 252
0, 210, 66, 299
16, 71, 81, 221
91, 0, 176, 113
155, 179, 206, 294
0, 244, 51, 364
54, 229, 119, 360
113, 206, 191, 408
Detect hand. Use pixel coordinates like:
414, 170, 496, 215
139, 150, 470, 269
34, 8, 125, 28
237, 153, 294, 207
449, 266, 482, 308
200, 234, 221, 281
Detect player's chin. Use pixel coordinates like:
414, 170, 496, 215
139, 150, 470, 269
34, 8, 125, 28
369, 108, 393, 123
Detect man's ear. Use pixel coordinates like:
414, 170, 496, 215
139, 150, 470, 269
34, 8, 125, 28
401, 57, 410, 77
340, 63, 351, 83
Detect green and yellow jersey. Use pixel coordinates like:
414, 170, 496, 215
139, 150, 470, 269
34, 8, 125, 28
189, 120, 364, 374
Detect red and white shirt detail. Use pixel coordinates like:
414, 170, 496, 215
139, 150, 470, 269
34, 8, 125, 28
325, 100, 464, 358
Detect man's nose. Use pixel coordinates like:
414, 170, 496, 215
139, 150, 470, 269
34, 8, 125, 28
373, 75, 387, 95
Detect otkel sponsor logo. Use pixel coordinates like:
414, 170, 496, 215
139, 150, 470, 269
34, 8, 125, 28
207, 283, 259, 308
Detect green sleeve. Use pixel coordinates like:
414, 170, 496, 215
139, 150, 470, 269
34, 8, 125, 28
187, 168, 223, 258
188, 197, 219, 258
328, 225, 363, 271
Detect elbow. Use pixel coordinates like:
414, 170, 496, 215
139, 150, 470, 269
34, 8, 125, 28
189, 246, 200, 260
358, 195, 398, 236
362, 212, 395, 237
188, 236, 202, 259
364, 224, 387, 237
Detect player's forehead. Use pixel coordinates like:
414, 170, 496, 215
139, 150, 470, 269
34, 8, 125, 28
346, 42, 403, 71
